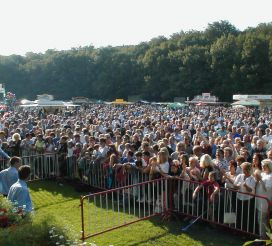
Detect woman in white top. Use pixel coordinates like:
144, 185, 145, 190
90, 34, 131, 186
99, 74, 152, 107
233, 162, 256, 233
222, 160, 238, 217
153, 148, 170, 175
223, 160, 237, 189
150, 148, 169, 212
254, 159, 272, 238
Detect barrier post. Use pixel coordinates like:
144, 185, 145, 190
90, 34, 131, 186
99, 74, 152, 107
80, 196, 85, 241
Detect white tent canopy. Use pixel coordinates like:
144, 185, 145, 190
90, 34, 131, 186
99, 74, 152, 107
231, 99, 260, 106
19, 98, 79, 108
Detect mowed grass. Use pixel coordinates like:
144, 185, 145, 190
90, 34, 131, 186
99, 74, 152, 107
29, 180, 247, 246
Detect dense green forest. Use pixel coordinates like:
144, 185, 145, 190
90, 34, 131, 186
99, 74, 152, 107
0, 21, 272, 102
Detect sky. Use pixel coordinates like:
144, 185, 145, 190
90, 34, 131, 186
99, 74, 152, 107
0, 0, 271, 56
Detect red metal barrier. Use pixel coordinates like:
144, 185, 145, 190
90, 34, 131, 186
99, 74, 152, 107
80, 177, 271, 241
80, 178, 169, 240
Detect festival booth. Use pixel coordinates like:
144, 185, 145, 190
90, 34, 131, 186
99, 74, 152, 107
109, 99, 133, 105
185, 93, 227, 106
231, 99, 260, 107
233, 95, 272, 109
19, 94, 79, 113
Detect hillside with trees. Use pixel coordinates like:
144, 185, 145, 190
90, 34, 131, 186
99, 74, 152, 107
0, 21, 272, 102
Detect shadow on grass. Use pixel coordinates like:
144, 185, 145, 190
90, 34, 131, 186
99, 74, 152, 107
127, 231, 171, 246
28, 179, 90, 198
84, 193, 247, 246
147, 216, 247, 246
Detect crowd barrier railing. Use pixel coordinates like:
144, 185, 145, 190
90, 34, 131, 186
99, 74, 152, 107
169, 177, 271, 238
77, 158, 150, 190
2, 153, 270, 239
1, 154, 150, 187
22, 153, 60, 180
0, 153, 60, 181
80, 178, 169, 240
80, 177, 271, 240
0, 158, 9, 171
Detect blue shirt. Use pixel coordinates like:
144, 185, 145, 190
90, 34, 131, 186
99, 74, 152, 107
7, 179, 33, 212
0, 167, 18, 195
0, 147, 10, 159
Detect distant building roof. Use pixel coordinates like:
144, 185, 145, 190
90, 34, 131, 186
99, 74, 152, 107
186, 93, 223, 105
37, 94, 54, 100
20, 95, 78, 107
233, 95, 272, 100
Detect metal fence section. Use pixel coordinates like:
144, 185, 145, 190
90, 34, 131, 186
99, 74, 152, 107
170, 177, 271, 238
80, 177, 271, 241
1, 153, 271, 239
1, 154, 150, 187
0, 153, 59, 181
22, 154, 60, 180
77, 158, 150, 190
80, 178, 169, 240
0, 159, 9, 171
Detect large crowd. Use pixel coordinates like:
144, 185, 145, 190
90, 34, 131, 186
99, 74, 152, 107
0, 104, 272, 238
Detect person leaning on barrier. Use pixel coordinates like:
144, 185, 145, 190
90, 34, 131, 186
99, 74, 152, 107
0, 156, 22, 197
192, 171, 220, 202
9, 133, 22, 157
78, 151, 91, 181
233, 162, 256, 232
7, 165, 33, 212
254, 159, 272, 239
152, 147, 170, 177
192, 171, 220, 220
222, 160, 237, 189
199, 154, 214, 181
58, 136, 68, 177
187, 157, 201, 181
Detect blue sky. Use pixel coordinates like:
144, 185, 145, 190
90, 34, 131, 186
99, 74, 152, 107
0, 0, 271, 55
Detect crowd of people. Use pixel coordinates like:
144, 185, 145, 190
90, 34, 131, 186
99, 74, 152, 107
0, 103, 272, 238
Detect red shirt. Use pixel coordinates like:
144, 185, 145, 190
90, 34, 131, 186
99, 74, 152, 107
201, 180, 220, 200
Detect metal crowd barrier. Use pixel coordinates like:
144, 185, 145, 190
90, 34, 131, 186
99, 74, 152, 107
0, 153, 60, 181
22, 154, 60, 180
0, 159, 9, 171
80, 178, 169, 240
77, 158, 150, 190
1, 154, 150, 187
80, 177, 271, 240
170, 177, 271, 238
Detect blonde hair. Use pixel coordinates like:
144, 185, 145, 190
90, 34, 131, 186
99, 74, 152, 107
261, 159, 272, 171
200, 154, 213, 169
157, 147, 169, 164
241, 162, 252, 173
149, 157, 157, 165
12, 133, 21, 141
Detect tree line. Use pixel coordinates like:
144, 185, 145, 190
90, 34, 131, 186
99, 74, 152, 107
0, 21, 272, 102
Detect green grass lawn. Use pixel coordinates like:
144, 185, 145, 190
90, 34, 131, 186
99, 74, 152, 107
29, 180, 247, 246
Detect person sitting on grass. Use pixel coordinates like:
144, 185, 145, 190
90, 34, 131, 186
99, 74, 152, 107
7, 165, 33, 212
